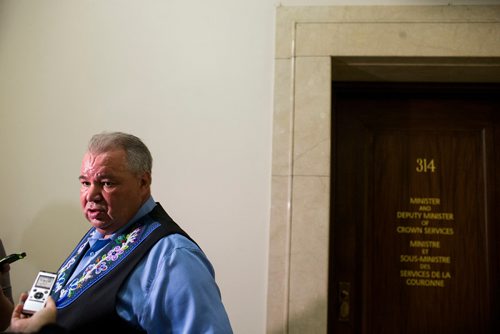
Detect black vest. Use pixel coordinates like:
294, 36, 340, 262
56, 204, 194, 333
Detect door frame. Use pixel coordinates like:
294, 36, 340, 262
267, 5, 500, 334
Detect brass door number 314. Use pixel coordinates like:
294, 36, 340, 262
416, 158, 437, 173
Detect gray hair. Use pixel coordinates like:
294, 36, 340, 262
87, 132, 152, 175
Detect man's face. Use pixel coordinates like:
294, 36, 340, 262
79, 149, 151, 236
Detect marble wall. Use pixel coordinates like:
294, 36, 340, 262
267, 5, 500, 334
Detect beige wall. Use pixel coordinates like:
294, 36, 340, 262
0, 1, 274, 333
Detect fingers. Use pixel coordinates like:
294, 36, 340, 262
12, 292, 29, 320
45, 296, 56, 309
12, 301, 27, 321
17, 292, 28, 304
12, 303, 24, 318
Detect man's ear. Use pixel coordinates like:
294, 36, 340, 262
139, 172, 152, 188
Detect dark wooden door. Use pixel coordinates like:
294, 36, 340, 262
329, 83, 500, 334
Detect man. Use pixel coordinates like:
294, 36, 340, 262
47, 132, 232, 333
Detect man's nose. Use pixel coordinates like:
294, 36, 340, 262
87, 184, 103, 202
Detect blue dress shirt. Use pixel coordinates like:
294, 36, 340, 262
67, 197, 233, 333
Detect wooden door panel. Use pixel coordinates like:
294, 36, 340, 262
329, 83, 499, 334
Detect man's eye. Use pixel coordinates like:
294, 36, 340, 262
81, 181, 91, 187
102, 182, 114, 187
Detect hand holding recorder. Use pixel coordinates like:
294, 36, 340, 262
10, 292, 57, 333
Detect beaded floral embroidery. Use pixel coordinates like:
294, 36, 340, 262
54, 226, 142, 302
